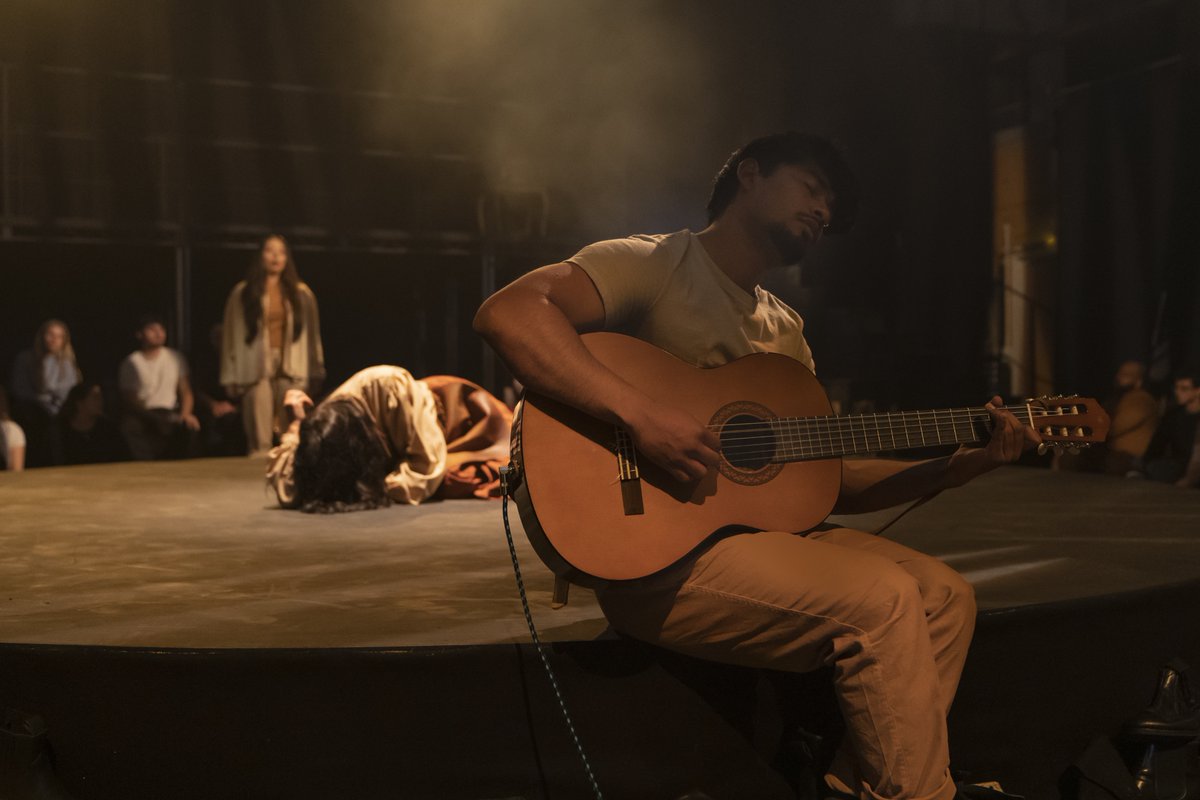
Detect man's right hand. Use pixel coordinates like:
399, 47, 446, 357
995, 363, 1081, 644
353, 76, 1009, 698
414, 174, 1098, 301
626, 402, 721, 483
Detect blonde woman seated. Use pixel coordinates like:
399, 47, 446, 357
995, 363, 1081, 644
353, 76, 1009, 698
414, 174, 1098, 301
267, 366, 512, 513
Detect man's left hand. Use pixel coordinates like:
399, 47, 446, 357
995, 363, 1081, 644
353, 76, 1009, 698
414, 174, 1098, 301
983, 395, 1041, 464
181, 412, 201, 431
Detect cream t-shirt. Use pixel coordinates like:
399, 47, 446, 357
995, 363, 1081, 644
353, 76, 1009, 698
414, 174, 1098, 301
569, 230, 815, 372
118, 348, 188, 411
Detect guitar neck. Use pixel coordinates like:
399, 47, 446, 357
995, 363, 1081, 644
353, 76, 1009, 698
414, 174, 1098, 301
759, 405, 1032, 462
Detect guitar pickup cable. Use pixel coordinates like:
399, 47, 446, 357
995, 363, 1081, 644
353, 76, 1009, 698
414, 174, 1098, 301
500, 465, 605, 800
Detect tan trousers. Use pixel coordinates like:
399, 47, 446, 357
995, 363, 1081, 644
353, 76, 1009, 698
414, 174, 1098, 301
595, 526, 975, 800
242, 349, 304, 454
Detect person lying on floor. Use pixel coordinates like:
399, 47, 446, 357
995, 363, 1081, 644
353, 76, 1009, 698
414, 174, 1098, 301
266, 366, 513, 512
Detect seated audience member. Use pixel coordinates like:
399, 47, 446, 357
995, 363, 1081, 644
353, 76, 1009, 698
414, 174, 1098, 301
117, 315, 201, 460
0, 386, 27, 471
1135, 368, 1200, 488
266, 366, 512, 512
59, 381, 127, 465
192, 322, 246, 456
8, 319, 81, 466
1105, 360, 1159, 473
1055, 359, 1159, 475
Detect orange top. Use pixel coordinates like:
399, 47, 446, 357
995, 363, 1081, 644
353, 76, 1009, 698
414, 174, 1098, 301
265, 283, 286, 349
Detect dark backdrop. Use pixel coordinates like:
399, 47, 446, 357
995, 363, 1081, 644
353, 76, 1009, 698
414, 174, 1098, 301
4, 0, 1194, 411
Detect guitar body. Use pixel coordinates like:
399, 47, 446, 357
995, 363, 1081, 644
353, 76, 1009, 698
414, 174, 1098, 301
510, 332, 842, 587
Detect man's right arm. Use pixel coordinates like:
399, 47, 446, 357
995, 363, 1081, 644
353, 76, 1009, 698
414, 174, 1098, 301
473, 262, 718, 482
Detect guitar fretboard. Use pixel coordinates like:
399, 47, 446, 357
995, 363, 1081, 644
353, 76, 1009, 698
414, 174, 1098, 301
716, 405, 1037, 463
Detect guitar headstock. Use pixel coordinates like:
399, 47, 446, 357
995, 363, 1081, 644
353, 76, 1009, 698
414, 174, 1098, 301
1025, 395, 1110, 455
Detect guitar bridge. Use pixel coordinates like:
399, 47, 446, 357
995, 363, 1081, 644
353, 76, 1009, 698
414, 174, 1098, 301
615, 427, 644, 516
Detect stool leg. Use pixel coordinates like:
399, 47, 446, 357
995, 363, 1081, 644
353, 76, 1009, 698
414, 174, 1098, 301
551, 576, 571, 609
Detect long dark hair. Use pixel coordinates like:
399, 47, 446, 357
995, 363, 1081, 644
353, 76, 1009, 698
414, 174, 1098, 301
242, 234, 304, 345
292, 398, 394, 513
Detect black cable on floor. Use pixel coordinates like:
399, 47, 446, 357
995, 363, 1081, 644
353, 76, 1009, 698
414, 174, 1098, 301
500, 466, 604, 800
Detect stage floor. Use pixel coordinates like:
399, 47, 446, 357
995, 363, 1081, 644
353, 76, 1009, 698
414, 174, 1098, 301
1, 458, 1199, 648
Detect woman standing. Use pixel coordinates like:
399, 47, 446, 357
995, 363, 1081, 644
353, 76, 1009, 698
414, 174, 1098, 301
9, 319, 81, 466
221, 235, 325, 455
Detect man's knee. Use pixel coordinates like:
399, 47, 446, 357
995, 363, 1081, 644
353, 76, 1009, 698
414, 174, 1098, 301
858, 566, 926, 633
922, 560, 976, 622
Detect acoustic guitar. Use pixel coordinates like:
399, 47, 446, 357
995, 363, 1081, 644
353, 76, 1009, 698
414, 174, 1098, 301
507, 332, 1109, 587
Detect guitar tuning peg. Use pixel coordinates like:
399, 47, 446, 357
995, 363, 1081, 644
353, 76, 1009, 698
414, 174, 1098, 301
1037, 442, 1050, 456
1067, 445, 1080, 456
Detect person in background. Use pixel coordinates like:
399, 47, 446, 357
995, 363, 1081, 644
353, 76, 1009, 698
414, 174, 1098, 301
266, 367, 512, 512
192, 322, 246, 456
1135, 368, 1200, 488
59, 381, 127, 465
1104, 360, 1159, 474
117, 314, 200, 460
8, 319, 81, 466
1057, 360, 1158, 475
220, 235, 325, 456
0, 386, 27, 471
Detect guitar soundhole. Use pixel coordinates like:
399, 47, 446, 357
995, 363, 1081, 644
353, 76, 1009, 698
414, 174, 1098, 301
720, 414, 775, 471
712, 401, 784, 486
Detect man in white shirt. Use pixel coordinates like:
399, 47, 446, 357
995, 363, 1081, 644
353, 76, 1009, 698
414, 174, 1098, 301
475, 132, 1038, 800
118, 315, 200, 460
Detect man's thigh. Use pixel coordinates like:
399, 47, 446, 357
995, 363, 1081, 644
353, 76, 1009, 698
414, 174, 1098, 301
808, 527, 969, 602
596, 530, 925, 673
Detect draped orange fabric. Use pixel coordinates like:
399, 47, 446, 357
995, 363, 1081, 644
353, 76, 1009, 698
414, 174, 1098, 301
421, 376, 513, 499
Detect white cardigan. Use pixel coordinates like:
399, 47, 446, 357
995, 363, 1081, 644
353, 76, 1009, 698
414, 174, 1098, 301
220, 281, 326, 387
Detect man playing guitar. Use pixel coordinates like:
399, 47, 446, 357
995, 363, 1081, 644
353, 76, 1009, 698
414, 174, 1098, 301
474, 132, 1041, 800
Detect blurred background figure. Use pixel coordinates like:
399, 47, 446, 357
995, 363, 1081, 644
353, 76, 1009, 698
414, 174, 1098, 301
8, 319, 81, 467
0, 386, 27, 471
192, 322, 246, 456
1055, 360, 1159, 476
118, 314, 200, 460
221, 235, 325, 456
1102, 360, 1159, 475
1133, 368, 1200, 488
59, 381, 128, 465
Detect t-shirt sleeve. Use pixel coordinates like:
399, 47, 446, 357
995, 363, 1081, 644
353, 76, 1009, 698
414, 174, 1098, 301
567, 236, 673, 330
175, 350, 189, 378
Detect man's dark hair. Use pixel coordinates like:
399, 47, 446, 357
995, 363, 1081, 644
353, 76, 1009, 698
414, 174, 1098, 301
1176, 366, 1200, 386
706, 132, 859, 231
136, 312, 167, 332
292, 399, 394, 513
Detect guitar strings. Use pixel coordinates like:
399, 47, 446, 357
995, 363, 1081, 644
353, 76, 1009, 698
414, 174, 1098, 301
708, 406, 1090, 457
710, 407, 1080, 443
709, 404, 1061, 433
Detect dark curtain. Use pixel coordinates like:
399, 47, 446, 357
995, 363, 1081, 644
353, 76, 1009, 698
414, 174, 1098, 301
1056, 56, 1200, 396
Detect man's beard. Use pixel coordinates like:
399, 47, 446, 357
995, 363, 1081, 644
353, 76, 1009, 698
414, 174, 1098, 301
765, 222, 810, 265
